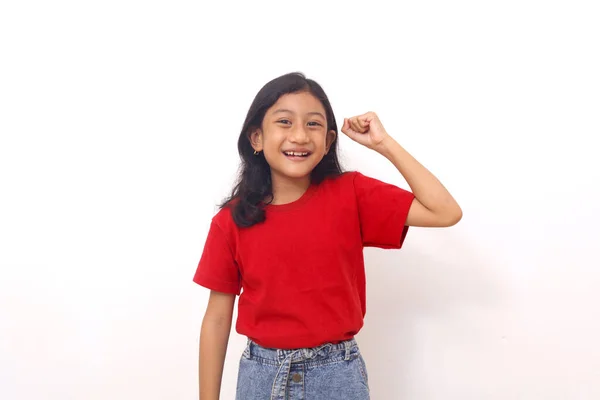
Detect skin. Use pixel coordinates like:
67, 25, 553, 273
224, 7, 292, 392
199, 291, 235, 400
199, 92, 462, 399
341, 111, 463, 227
250, 91, 337, 205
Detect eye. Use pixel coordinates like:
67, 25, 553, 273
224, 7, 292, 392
277, 119, 291, 125
307, 121, 322, 127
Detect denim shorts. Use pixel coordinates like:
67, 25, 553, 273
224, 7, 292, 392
235, 337, 370, 400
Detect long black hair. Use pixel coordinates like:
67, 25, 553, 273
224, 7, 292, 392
220, 72, 344, 228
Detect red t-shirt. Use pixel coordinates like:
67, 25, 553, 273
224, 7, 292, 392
193, 171, 415, 349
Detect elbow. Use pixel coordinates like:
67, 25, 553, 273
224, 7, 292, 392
406, 199, 463, 227
434, 204, 462, 227
445, 206, 463, 226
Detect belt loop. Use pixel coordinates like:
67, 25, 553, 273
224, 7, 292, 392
244, 338, 252, 359
344, 340, 351, 361
302, 348, 310, 359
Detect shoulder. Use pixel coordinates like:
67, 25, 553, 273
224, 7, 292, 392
308, 172, 362, 207
329, 170, 376, 183
313, 171, 374, 197
321, 171, 360, 188
345, 170, 399, 189
320, 170, 380, 192
211, 203, 238, 233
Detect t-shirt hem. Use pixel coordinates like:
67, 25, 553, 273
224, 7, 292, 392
193, 273, 240, 295
392, 194, 415, 248
363, 196, 415, 249
243, 332, 357, 350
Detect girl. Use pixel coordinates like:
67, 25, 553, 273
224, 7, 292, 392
194, 72, 462, 400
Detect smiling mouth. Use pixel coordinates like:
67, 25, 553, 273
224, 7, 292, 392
283, 151, 312, 158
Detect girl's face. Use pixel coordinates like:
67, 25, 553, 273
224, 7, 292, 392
250, 91, 336, 184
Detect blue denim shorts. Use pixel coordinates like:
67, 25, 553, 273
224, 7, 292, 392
235, 337, 370, 400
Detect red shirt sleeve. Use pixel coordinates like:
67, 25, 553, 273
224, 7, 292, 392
193, 220, 241, 295
352, 171, 416, 249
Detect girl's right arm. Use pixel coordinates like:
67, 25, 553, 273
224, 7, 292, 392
199, 290, 236, 400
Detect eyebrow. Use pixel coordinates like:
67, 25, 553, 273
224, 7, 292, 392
272, 108, 326, 120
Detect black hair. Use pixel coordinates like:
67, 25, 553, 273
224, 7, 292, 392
220, 72, 343, 227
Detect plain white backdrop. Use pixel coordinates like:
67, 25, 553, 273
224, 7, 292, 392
1, 0, 599, 399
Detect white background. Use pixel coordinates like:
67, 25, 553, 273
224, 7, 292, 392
1, 1, 599, 399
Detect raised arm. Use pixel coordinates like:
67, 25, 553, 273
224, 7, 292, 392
378, 137, 462, 227
342, 112, 462, 227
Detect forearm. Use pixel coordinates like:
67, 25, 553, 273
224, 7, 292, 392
377, 137, 461, 217
199, 316, 232, 400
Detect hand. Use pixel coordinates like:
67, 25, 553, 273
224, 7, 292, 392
341, 111, 392, 152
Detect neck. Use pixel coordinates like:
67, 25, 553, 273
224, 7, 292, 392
270, 173, 311, 205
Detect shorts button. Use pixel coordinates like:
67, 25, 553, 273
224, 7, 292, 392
292, 373, 302, 383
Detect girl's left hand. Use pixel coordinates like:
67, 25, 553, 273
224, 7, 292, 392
341, 111, 392, 152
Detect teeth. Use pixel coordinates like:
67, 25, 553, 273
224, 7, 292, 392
285, 151, 308, 156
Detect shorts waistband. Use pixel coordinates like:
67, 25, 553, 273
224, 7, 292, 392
244, 337, 359, 364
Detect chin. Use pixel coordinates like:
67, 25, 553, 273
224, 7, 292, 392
282, 170, 313, 179
267, 154, 322, 180
272, 166, 314, 180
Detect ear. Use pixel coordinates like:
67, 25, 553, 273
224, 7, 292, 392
324, 129, 337, 154
249, 128, 263, 152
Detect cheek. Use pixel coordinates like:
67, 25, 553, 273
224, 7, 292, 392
261, 130, 284, 146
263, 139, 282, 153
315, 134, 329, 149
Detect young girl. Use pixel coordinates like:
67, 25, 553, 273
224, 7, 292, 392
194, 72, 462, 400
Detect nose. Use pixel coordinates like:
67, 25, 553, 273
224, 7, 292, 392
289, 125, 310, 144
